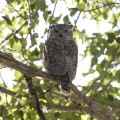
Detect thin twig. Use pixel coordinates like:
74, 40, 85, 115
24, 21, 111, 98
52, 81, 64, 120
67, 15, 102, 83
49, 0, 58, 26
0, 86, 22, 99
43, 102, 86, 113
4, 101, 30, 120
0, 75, 8, 104
78, 2, 120, 12
7, 0, 26, 19
104, 1, 120, 34
82, 15, 119, 27
0, 21, 28, 50
73, 11, 81, 31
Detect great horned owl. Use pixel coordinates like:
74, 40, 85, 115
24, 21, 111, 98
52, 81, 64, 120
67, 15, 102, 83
44, 24, 78, 94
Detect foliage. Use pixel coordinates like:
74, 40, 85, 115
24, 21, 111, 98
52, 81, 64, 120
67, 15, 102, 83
0, 0, 120, 119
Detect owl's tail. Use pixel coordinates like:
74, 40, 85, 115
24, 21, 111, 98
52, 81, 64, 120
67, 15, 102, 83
60, 72, 70, 95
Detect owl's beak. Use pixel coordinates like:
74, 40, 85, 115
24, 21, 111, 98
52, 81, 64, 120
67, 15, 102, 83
59, 33, 63, 37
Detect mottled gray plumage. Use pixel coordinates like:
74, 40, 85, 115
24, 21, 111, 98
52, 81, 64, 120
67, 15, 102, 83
44, 24, 78, 94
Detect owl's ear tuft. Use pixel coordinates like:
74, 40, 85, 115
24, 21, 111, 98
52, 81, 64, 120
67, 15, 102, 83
49, 25, 55, 29
68, 24, 73, 29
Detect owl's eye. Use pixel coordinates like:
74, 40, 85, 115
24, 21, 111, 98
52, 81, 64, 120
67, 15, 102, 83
64, 30, 68, 33
54, 29, 59, 33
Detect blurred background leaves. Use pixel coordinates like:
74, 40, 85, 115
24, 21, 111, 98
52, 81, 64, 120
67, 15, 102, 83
0, 0, 120, 119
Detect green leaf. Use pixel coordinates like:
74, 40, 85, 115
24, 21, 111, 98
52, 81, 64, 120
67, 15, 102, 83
83, 0, 87, 3
100, 60, 106, 68
107, 33, 115, 39
6, 53, 14, 58
34, 47, 39, 56
54, 112, 60, 118
48, 10, 51, 14
93, 33, 100, 36
107, 33, 115, 43
31, 33, 38, 46
2, 16, 12, 25
77, 3, 85, 10
13, 40, 22, 52
0, 31, 4, 38
108, 38, 114, 43
0, 105, 8, 117
91, 57, 98, 67
63, 15, 70, 24
107, 0, 113, 3
115, 37, 120, 44
43, 10, 49, 21
17, 110, 24, 117
72, 0, 76, 4
103, 11, 108, 20
96, 64, 102, 73
115, 70, 120, 79
39, 0, 47, 11
69, 8, 78, 16
51, 0, 56, 3
0, 105, 3, 116
107, 95, 114, 101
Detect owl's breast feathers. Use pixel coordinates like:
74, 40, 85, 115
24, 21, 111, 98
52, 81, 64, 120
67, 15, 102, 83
44, 37, 78, 81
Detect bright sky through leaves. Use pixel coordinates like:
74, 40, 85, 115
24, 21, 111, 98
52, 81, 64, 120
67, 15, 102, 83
0, 0, 118, 88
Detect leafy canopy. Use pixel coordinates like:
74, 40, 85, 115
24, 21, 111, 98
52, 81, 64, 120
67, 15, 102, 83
0, 0, 120, 120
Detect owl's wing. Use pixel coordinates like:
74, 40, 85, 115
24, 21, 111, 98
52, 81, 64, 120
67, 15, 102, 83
66, 39, 78, 81
44, 38, 67, 76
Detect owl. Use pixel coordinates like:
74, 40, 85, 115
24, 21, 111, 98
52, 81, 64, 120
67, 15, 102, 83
44, 24, 78, 94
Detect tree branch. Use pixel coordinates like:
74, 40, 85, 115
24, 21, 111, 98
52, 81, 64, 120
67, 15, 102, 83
80, 2, 120, 12
0, 85, 95, 114
1, 86, 120, 113
73, 11, 81, 31
24, 75, 46, 120
0, 51, 115, 120
49, 0, 58, 26
43, 103, 85, 113
104, 1, 120, 34
0, 51, 60, 83
0, 21, 28, 49
0, 86, 22, 99
71, 84, 115, 120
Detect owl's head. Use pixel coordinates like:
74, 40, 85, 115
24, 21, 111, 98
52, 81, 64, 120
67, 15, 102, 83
48, 24, 73, 39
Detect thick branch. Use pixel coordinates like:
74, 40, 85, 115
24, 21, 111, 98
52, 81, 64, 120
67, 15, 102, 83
24, 75, 46, 120
0, 51, 60, 83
